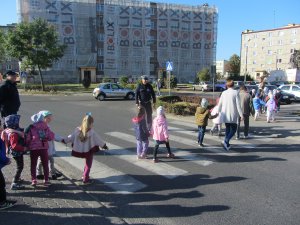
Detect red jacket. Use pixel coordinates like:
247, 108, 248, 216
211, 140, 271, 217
1, 129, 25, 153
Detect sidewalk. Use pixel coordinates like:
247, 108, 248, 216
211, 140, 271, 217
0, 154, 126, 225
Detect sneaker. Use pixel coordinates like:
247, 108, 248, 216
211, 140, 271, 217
36, 175, 44, 180
43, 181, 51, 186
140, 154, 147, 159
167, 153, 175, 158
153, 158, 159, 163
199, 143, 205, 147
31, 180, 37, 187
82, 179, 94, 185
10, 183, 25, 190
221, 141, 230, 151
55, 172, 62, 178
0, 201, 15, 210
51, 174, 57, 180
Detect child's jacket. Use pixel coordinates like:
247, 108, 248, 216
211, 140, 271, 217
25, 121, 55, 151
195, 107, 216, 126
132, 115, 149, 141
266, 97, 277, 112
253, 97, 266, 110
152, 115, 169, 141
65, 127, 105, 158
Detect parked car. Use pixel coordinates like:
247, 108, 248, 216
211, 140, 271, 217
279, 91, 295, 104
278, 84, 300, 100
269, 81, 289, 87
214, 81, 226, 91
192, 81, 214, 92
92, 83, 135, 101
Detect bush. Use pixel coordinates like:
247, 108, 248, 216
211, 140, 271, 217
82, 78, 91, 88
119, 76, 129, 87
156, 95, 216, 116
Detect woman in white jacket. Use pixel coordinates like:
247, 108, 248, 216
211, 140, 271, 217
217, 80, 244, 151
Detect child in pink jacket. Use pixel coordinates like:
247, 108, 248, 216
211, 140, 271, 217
151, 106, 175, 163
26, 112, 55, 186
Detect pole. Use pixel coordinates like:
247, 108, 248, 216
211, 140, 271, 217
168, 71, 171, 96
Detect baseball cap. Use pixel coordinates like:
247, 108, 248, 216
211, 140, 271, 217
6, 70, 17, 76
141, 75, 148, 80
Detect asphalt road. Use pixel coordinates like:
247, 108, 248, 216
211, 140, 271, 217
18, 94, 300, 225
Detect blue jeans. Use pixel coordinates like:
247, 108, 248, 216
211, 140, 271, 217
197, 126, 206, 144
224, 123, 237, 146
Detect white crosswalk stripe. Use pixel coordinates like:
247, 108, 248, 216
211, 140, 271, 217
55, 142, 147, 194
106, 131, 215, 166
104, 142, 188, 179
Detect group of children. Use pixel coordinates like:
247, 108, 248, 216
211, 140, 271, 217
132, 105, 175, 163
253, 88, 279, 123
0, 111, 108, 209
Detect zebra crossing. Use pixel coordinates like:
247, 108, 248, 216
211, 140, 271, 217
55, 120, 268, 194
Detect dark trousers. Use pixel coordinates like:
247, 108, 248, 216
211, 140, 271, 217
12, 155, 24, 183
30, 149, 49, 182
0, 170, 6, 203
197, 126, 206, 144
236, 115, 250, 138
141, 102, 153, 129
224, 123, 237, 146
153, 141, 172, 159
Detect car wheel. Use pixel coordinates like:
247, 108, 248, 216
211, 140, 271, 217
286, 99, 291, 104
201, 87, 205, 92
126, 93, 135, 100
97, 94, 105, 101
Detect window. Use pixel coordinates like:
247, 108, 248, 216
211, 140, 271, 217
292, 86, 300, 91
111, 84, 120, 89
268, 50, 272, 55
253, 51, 257, 56
292, 29, 297, 36
268, 32, 272, 37
269, 41, 272, 46
278, 40, 283, 45
97, 4, 104, 12
98, 63, 104, 70
253, 60, 256, 64
278, 31, 284, 36
277, 59, 282, 63
103, 84, 110, 89
98, 49, 103, 56
6, 65, 12, 70
98, 33, 104, 41
291, 39, 297, 44
281, 86, 289, 91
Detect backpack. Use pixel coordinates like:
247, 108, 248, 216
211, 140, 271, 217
24, 124, 47, 147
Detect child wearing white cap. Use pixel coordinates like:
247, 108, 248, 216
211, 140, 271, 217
36, 110, 64, 181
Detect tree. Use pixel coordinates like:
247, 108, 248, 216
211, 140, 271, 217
197, 68, 210, 82
0, 30, 6, 63
228, 54, 240, 76
119, 76, 129, 87
6, 18, 66, 91
290, 49, 300, 69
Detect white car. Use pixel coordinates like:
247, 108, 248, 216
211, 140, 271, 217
279, 84, 300, 100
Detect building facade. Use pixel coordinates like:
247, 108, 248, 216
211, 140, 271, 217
216, 59, 228, 77
17, 0, 218, 83
240, 24, 300, 81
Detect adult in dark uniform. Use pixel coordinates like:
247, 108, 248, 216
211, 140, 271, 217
135, 75, 156, 129
0, 71, 21, 127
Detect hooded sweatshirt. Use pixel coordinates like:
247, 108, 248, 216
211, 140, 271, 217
132, 115, 149, 141
266, 95, 277, 112
25, 112, 55, 150
65, 127, 106, 158
152, 107, 169, 141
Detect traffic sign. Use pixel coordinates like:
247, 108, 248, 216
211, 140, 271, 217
166, 61, 173, 71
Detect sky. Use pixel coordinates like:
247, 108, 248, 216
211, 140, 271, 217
0, 0, 299, 60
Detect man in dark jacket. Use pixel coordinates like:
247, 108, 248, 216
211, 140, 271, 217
0, 71, 21, 126
135, 75, 156, 129
236, 85, 252, 139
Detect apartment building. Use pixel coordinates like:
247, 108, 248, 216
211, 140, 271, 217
216, 59, 228, 77
17, 0, 218, 83
240, 24, 300, 81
